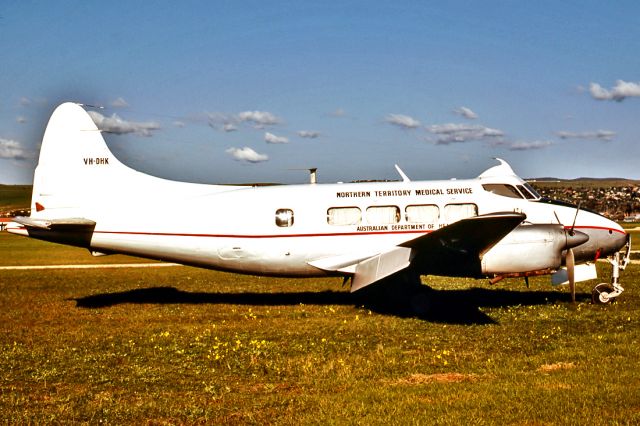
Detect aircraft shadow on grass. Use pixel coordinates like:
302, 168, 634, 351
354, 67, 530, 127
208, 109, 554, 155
72, 285, 583, 325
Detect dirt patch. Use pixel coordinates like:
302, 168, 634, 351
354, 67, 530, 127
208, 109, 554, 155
538, 362, 575, 373
394, 372, 479, 385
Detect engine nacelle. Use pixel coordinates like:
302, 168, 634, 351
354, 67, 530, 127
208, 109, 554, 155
481, 224, 582, 275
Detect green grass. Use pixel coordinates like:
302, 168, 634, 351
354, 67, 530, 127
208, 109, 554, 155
1, 232, 640, 424
0, 185, 32, 214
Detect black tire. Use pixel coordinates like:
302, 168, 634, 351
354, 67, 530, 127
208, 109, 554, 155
591, 283, 615, 304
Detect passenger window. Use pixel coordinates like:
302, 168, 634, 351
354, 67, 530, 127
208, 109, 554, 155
275, 209, 294, 227
444, 203, 478, 223
482, 184, 523, 199
327, 207, 361, 225
366, 206, 400, 224
405, 205, 439, 223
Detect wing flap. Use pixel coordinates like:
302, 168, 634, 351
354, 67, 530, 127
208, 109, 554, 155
307, 250, 381, 274
351, 247, 412, 292
308, 247, 413, 291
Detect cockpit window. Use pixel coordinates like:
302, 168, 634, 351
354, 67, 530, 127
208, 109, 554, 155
482, 184, 523, 199
517, 184, 536, 200
523, 182, 541, 199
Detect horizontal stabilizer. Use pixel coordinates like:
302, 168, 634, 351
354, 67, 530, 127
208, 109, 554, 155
12, 216, 96, 230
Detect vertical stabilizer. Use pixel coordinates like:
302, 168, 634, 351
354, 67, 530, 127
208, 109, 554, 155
31, 103, 134, 218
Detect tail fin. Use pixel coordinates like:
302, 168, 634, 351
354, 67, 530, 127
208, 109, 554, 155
30, 103, 235, 221
30, 103, 137, 218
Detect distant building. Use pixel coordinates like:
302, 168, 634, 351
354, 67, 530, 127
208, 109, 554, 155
623, 214, 640, 223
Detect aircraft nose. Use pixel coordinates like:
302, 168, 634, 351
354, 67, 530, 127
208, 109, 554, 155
612, 230, 629, 252
566, 230, 589, 249
594, 228, 628, 258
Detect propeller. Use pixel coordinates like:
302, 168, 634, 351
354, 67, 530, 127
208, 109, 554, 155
566, 248, 576, 303
569, 202, 581, 236
555, 203, 583, 302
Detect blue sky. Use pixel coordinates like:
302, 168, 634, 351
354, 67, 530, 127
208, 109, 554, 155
1, 1, 639, 184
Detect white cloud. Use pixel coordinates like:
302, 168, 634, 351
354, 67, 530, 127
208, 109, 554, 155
16, 116, 27, 124
205, 112, 235, 132
508, 140, 554, 151
17, 97, 46, 108
265, 132, 289, 144
556, 130, 616, 141
226, 147, 269, 163
427, 123, 504, 144
223, 123, 238, 132
329, 108, 347, 117
173, 121, 186, 128
297, 130, 321, 139
385, 114, 421, 129
206, 110, 282, 130
237, 110, 281, 127
453, 106, 478, 119
110, 97, 129, 108
88, 111, 160, 137
0, 138, 30, 160
589, 80, 640, 101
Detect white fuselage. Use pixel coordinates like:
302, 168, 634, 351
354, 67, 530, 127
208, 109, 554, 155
44, 177, 623, 278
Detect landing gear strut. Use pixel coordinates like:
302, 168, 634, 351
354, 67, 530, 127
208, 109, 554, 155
592, 235, 631, 304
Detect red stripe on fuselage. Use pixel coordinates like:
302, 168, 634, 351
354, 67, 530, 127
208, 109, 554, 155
93, 224, 624, 239
92, 229, 431, 239
566, 225, 626, 235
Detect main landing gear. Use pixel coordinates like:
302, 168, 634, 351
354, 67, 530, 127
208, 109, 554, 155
592, 235, 631, 304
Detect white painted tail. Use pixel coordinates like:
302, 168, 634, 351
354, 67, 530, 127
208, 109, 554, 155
30, 103, 231, 220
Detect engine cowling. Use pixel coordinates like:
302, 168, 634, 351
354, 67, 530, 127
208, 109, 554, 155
481, 224, 588, 275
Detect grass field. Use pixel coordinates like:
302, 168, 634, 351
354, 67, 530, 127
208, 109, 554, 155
0, 185, 31, 214
1, 231, 639, 424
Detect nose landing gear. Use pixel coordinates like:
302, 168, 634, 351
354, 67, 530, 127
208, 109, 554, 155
591, 234, 631, 304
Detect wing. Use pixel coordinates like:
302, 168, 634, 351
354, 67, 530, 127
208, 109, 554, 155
400, 212, 526, 255
401, 212, 526, 278
309, 212, 526, 292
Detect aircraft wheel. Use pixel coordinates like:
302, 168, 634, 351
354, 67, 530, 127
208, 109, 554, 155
591, 283, 615, 304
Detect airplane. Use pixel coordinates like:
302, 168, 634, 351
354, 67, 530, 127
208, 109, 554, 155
6, 102, 632, 312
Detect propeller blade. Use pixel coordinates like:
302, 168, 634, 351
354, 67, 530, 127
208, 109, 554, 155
569, 202, 581, 235
567, 248, 575, 303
